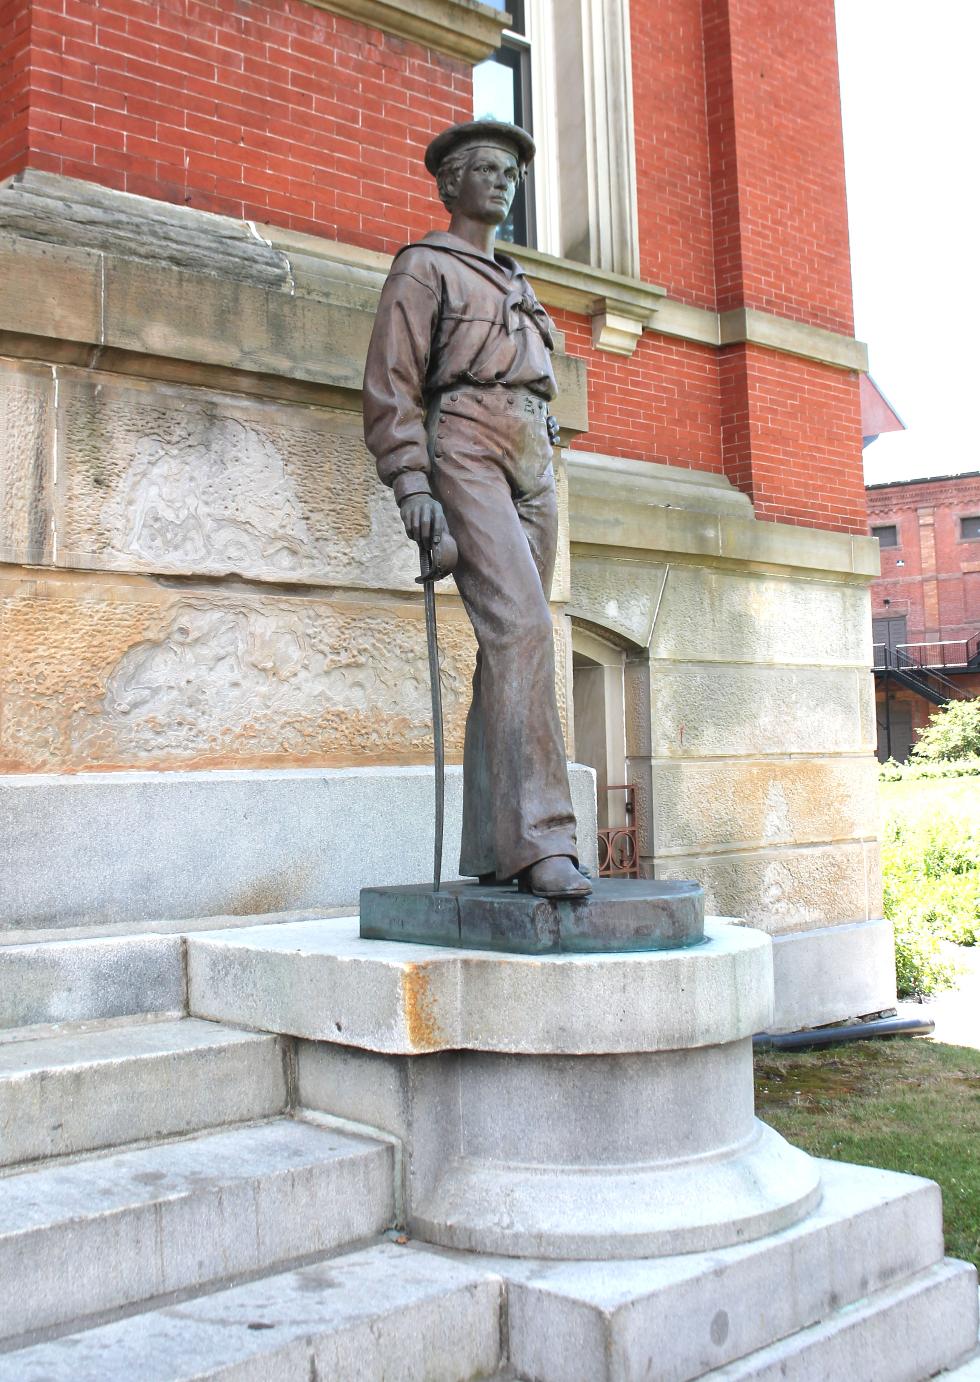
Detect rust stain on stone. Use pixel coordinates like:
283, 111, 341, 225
401, 964, 443, 1051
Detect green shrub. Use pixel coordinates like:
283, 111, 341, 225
879, 756, 980, 783
881, 801, 979, 994
892, 914, 961, 999
912, 699, 980, 762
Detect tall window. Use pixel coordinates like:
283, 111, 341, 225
473, 1, 535, 246
473, 1, 639, 277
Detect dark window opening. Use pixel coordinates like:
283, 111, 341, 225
872, 524, 899, 548
960, 516, 980, 541
472, 10, 534, 248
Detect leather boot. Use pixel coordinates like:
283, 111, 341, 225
519, 855, 593, 899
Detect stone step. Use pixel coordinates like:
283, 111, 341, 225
500, 1159, 970, 1381
0, 1242, 503, 1380
0, 1119, 394, 1342
701, 1258, 978, 1382
0, 934, 184, 1031
0, 1018, 287, 1167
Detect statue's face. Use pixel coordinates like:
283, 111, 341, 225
453, 146, 520, 225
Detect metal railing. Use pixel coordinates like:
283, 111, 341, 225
872, 643, 970, 703
597, 784, 640, 879
894, 639, 980, 669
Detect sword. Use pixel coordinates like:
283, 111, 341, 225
415, 533, 457, 892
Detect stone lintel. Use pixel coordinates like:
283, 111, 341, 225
296, 0, 508, 64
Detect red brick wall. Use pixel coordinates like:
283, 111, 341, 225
702, 0, 854, 335
0, 0, 31, 180
721, 345, 865, 531
868, 475, 980, 642
12, 0, 468, 245
1, 0, 866, 533
630, 0, 715, 310
554, 309, 723, 470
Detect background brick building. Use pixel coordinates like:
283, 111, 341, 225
868, 471, 980, 759
0, 0, 890, 1032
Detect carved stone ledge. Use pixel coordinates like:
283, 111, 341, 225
0, 172, 869, 377
298, 0, 509, 63
590, 302, 648, 356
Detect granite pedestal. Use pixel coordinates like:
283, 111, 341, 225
183, 912, 978, 1374
187, 913, 818, 1259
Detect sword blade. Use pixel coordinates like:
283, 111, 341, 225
422, 568, 445, 892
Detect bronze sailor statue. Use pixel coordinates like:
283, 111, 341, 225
362, 120, 590, 900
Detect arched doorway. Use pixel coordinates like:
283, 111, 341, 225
571, 624, 650, 877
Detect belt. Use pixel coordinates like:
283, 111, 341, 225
434, 384, 550, 416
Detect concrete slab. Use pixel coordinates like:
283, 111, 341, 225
0, 1242, 503, 1381
0, 934, 184, 1030
701, 1259, 977, 1381
186, 915, 773, 1054
0, 1018, 286, 1166
359, 877, 704, 954
0, 765, 598, 934
494, 1158, 949, 1380
0, 1119, 394, 1340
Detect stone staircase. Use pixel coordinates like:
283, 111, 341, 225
0, 924, 976, 1380
0, 936, 508, 1379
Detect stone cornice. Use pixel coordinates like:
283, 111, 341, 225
296, 0, 509, 63
567, 452, 879, 580
0, 170, 869, 377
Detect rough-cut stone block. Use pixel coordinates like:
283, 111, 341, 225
656, 841, 878, 933
0, 765, 597, 932
0, 359, 52, 566
651, 756, 880, 855
768, 918, 896, 1032
102, 254, 370, 391
569, 555, 669, 647
0, 935, 184, 1027
0, 1018, 286, 1165
647, 565, 870, 667
0, 233, 102, 344
186, 916, 774, 1054
51, 368, 421, 591
649, 664, 873, 758
0, 574, 476, 771
0, 1119, 394, 1340
0, 1243, 503, 1382
0, 169, 291, 287
570, 558, 871, 669
359, 878, 704, 954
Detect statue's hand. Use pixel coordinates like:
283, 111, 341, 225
399, 493, 448, 549
547, 414, 560, 447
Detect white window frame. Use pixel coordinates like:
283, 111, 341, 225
525, 0, 640, 278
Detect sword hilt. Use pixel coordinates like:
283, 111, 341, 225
415, 532, 458, 583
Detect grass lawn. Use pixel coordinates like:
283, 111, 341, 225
755, 1038, 980, 1271
879, 772, 980, 827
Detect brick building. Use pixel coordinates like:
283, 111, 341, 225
1, 0, 888, 1034
868, 471, 980, 760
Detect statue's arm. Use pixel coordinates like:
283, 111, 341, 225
363, 266, 441, 504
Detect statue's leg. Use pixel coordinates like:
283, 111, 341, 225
458, 650, 497, 878
430, 390, 577, 881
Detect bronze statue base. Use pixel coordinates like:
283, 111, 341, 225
358, 878, 704, 955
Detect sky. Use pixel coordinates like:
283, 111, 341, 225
835, 0, 979, 486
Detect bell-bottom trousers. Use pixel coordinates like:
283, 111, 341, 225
427, 384, 579, 880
